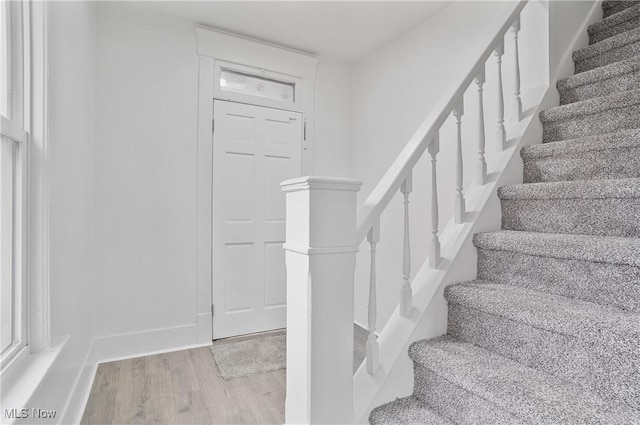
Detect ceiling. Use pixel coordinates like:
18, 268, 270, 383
120, 1, 452, 63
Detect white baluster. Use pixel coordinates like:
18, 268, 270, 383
475, 65, 487, 186
494, 39, 506, 151
453, 99, 465, 224
428, 133, 441, 269
400, 172, 412, 318
511, 15, 522, 121
366, 221, 380, 375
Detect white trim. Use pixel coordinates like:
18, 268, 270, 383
92, 323, 204, 363
26, 0, 49, 355
60, 339, 96, 425
195, 27, 319, 341
0, 0, 30, 373
281, 176, 363, 193
195, 55, 214, 344
0, 1, 51, 413
195, 27, 318, 79
283, 244, 359, 255
196, 312, 212, 345
0, 115, 28, 143
0, 335, 67, 414
70, 361, 98, 425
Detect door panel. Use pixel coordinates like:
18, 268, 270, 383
213, 100, 302, 339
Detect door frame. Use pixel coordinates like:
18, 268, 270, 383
194, 27, 319, 343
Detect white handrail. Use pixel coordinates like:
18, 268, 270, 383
355, 0, 527, 244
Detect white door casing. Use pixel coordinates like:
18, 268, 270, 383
212, 100, 302, 339
195, 28, 318, 344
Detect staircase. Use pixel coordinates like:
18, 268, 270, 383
370, 2, 640, 423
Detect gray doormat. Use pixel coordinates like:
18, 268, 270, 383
210, 333, 286, 379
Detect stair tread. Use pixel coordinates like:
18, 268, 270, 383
409, 336, 638, 424
369, 396, 453, 425
445, 281, 640, 348
558, 55, 640, 91
589, 4, 640, 38
539, 87, 640, 123
573, 25, 640, 62
521, 128, 640, 159
497, 176, 640, 199
473, 230, 640, 266
603, 0, 640, 17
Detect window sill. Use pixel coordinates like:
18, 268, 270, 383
0, 336, 68, 414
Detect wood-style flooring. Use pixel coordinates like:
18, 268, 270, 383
82, 325, 368, 424
81, 346, 285, 425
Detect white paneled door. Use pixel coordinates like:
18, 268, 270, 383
212, 100, 302, 339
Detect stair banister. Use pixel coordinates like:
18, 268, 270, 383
355, 0, 528, 244
400, 172, 413, 318
475, 65, 488, 186
495, 39, 507, 151
511, 15, 523, 121
283, 2, 529, 423
453, 98, 466, 224
428, 133, 441, 268
366, 220, 381, 374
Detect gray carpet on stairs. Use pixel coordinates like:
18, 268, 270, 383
370, 1, 640, 423
589, 4, 640, 44
603, 0, 639, 19
574, 25, 640, 72
558, 55, 640, 104
521, 128, 640, 182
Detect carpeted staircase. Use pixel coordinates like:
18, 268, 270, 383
370, 2, 640, 423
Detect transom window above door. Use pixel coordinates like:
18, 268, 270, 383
220, 69, 295, 102
213, 61, 302, 110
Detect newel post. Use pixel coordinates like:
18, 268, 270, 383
281, 176, 362, 425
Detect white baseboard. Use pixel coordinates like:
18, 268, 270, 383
92, 323, 212, 364
196, 312, 213, 345
65, 342, 98, 425
67, 321, 214, 423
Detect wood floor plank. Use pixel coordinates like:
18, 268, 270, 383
144, 393, 179, 425
175, 390, 214, 425
82, 343, 286, 425
81, 390, 116, 425
91, 362, 121, 394
165, 350, 200, 393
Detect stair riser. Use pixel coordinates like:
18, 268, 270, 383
542, 103, 640, 142
501, 197, 640, 237
559, 71, 640, 104
412, 363, 527, 425
476, 248, 640, 312
523, 146, 640, 182
589, 14, 640, 44
603, 1, 638, 18
447, 304, 640, 410
575, 40, 640, 73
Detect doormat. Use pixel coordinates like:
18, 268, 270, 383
210, 333, 286, 379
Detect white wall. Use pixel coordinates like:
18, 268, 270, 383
92, 2, 352, 358
93, 3, 199, 348
314, 59, 352, 177
549, 1, 601, 80
27, 1, 97, 423
350, 1, 550, 328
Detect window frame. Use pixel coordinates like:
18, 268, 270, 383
0, 0, 29, 372
0, 0, 52, 384
213, 60, 304, 112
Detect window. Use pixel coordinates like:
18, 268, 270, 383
213, 61, 303, 111
0, 0, 28, 369
219, 68, 295, 102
